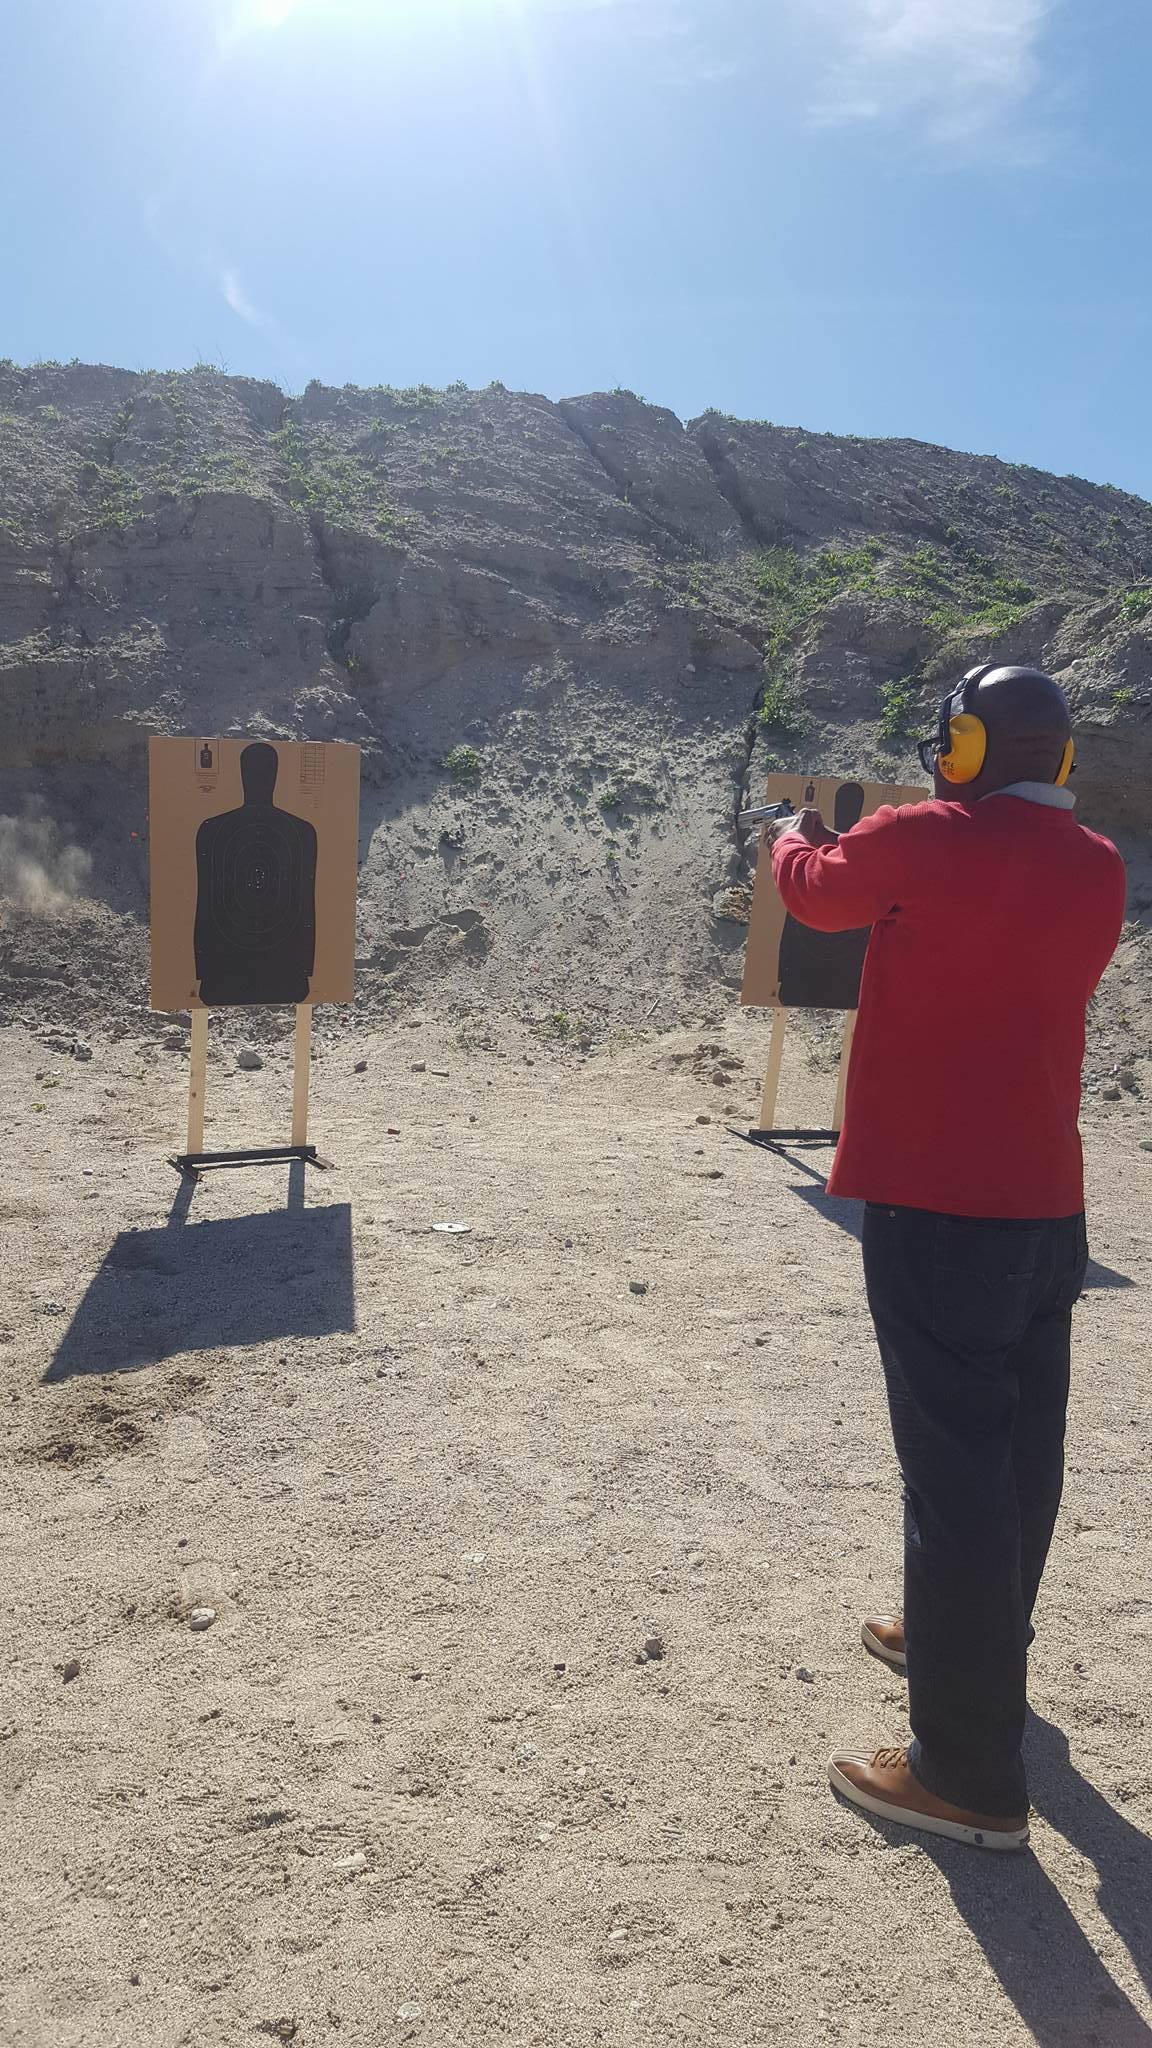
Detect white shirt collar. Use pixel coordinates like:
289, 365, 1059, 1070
981, 780, 1076, 811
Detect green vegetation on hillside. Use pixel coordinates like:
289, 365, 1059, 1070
751, 541, 883, 659
748, 534, 1042, 653
734, 529, 1067, 754
878, 673, 925, 747
442, 745, 483, 782
756, 672, 804, 737
0, 375, 414, 540
884, 540, 1037, 636
271, 422, 408, 542
73, 461, 145, 531
596, 774, 662, 815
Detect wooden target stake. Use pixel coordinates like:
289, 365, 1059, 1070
831, 1010, 857, 1132
186, 1007, 209, 1154
757, 1010, 788, 1131
291, 1003, 313, 1147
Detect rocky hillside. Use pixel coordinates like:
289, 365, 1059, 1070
1, 360, 1151, 1048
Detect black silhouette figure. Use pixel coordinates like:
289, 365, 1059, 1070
777, 781, 869, 1007
194, 743, 317, 1006
200, 744, 214, 770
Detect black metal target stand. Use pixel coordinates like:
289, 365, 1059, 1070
169, 1004, 334, 1181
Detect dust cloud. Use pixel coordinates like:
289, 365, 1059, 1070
0, 799, 92, 912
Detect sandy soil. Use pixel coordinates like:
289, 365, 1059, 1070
1, 1010, 1150, 2048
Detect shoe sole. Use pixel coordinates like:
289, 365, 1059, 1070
828, 1760, 1029, 1851
861, 1622, 907, 1672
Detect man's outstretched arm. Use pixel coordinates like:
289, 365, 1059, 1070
769, 805, 905, 933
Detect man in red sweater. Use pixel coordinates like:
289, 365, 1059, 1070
767, 665, 1126, 1850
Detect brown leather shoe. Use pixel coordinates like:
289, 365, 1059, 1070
829, 1746, 1029, 1850
862, 1615, 906, 1671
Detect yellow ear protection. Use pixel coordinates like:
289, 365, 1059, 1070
934, 667, 990, 785
918, 664, 1075, 786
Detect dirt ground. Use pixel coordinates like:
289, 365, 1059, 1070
1, 1009, 1150, 2048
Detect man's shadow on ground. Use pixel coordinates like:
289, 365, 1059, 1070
917, 1713, 1152, 2045
733, 1137, 1135, 1290
44, 1164, 355, 1381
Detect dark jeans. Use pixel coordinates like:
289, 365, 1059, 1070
861, 1203, 1089, 1817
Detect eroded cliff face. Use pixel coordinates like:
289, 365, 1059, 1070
1, 361, 1149, 1036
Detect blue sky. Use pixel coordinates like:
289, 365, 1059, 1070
4, 0, 1151, 495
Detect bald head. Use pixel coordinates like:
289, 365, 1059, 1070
936, 665, 1072, 798
972, 667, 1070, 746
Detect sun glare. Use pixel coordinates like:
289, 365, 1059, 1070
217, 0, 530, 62
249, 0, 306, 24
237, 0, 509, 27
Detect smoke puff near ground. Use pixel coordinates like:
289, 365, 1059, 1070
0, 800, 93, 913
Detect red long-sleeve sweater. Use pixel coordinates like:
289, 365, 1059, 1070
771, 796, 1127, 1218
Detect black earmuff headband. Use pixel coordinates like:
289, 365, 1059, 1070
947, 664, 996, 744
921, 664, 996, 773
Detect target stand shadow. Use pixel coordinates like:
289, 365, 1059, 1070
171, 1004, 332, 1181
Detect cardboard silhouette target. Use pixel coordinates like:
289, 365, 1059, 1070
741, 772, 926, 1012
740, 772, 926, 1141
150, 737, 360, 1013
194, 743, 318, 1005
777, 779, 868, 1008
